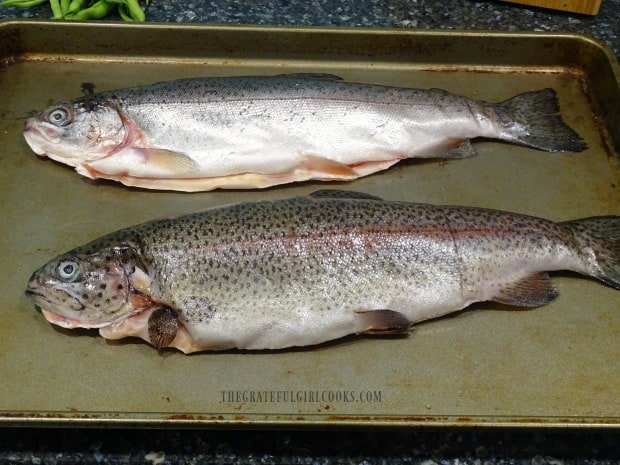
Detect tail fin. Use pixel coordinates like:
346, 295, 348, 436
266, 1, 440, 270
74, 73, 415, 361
563, 216, 620, 289
497, 88, 587, 153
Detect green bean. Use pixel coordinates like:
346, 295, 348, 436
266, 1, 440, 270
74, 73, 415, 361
111, 0, 144, 21
116, 2, 132, 21
65, 0, 85, 15
49, 0, 63, 18
65, 0, 114, 19
0, 0, 145, 21
123, 0, 144, 21
0, 0, 47, 7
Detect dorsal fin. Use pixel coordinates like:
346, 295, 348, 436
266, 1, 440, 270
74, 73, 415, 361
308, 189, 384, 201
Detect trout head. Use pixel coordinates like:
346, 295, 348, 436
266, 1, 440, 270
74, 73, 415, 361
25, 245, 147, 329
23, 97, 127, 167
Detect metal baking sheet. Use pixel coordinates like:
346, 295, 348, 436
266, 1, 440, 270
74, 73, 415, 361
0, 21, 618, 428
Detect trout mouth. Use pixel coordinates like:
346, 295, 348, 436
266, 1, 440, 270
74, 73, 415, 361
23, 120, 61, 155
23, 120, 89, 167
40, 308, 96, 329
24, 288, 47, 300
25, 283, 86, 313
26, 286, 110, 329
25, 287, 60, 310
39, 308, 125, 330
40, 307, 146, 330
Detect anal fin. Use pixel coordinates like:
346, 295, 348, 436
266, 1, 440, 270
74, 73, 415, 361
443, 138, 477, 159
493, 273, 559, 307
299, 155, 358, 179
355, 310, 412, 335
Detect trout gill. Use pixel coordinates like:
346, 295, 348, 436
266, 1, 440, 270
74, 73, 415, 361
23, 74, 587, 192
25, 190, 620, 353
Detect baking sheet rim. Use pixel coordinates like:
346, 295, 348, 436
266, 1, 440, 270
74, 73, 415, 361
1, 19, 619, 70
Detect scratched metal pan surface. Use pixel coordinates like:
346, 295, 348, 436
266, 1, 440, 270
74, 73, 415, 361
0, 21, 618, 428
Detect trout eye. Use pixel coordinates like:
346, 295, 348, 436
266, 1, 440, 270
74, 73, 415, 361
57, 260, 80, 282
47, 107, 70, 126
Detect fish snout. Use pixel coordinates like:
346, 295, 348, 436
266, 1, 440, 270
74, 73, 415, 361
23, 124, 51, 156
23, 117, 65, 154
23, 117, 47, 136
26, 267, 42, 290
24, 288, 48, 308
24, 287, 41, 300
23, 117, 38, 132
25, 270, 48, 304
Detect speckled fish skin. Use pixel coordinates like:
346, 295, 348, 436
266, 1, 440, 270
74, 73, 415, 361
25, 190, 620, 353
22, 74, 587, 191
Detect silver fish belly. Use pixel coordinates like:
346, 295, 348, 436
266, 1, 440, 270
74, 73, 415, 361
25, 190, 620, 353
23, 74, 587, 191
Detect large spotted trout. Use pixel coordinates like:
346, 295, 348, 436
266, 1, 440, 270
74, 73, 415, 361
23, 74, 586, 191
26, 190, 619, 353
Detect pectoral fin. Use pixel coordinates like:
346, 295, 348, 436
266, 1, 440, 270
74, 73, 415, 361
148, 306, 179, 349
493, 273, 559, 307
138, 148, 199, 173
355, 310, 412, 335
80, 147, 199, 179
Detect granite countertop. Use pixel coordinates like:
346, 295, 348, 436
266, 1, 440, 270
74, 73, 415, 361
0, 0, 618, 57
0, 1, 619, 464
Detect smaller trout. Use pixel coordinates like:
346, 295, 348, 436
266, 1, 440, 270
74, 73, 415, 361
23, 74, 587, 191
25, 190, 619, 353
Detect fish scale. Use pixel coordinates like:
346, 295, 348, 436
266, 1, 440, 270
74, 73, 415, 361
26, 190, 620, 353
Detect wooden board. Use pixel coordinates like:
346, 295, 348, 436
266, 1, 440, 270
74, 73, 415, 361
500, 0, 602, 15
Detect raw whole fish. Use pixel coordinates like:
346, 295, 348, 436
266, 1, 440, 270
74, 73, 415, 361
23, 74, 587, 191
26, 190, 619, 353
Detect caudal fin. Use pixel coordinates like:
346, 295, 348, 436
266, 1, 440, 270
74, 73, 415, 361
497, 88, 587, 153
563, 216, 620, 289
